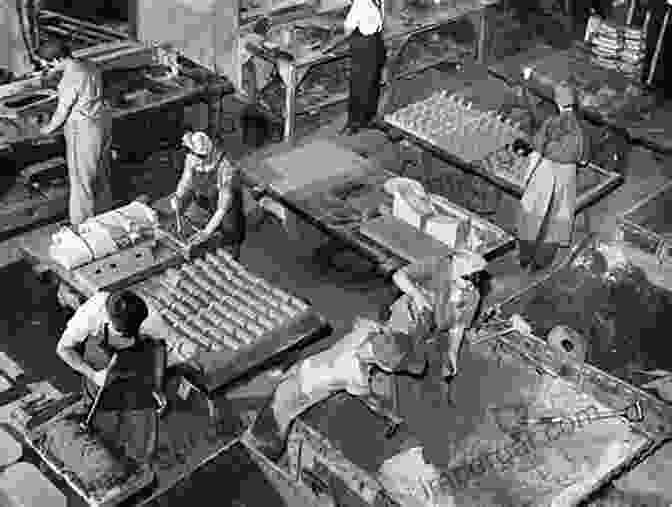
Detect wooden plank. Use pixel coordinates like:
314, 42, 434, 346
359, 215, 456, 264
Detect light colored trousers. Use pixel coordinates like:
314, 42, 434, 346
65, 115, 113, 225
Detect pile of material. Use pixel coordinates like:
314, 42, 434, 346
49, 201, 158, 270
22, 401, 154, 507
138, 249, 310, 360
385, 91, 527, 163
586, 16, 647, 80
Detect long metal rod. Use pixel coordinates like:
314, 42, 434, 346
81, 353, 118, 430
647, 4, 671, 86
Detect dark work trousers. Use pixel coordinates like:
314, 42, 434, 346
347, 29, 386, 129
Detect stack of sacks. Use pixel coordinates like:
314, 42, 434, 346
586, 15, 647, 80
387, 178, 470, 249
49, 201, 158, 270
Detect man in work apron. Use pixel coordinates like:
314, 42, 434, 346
39, 40, 113, 226
516, 90, 585, 271
81, 325, 162, 463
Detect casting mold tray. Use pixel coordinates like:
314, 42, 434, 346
280, 324, 672, 506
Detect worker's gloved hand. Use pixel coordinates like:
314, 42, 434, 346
510, 313, 532, 336
170, 196, 179, 211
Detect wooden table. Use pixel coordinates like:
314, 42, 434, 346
377, 64, 624, 216
239, 0, 497, 143
0, 63, 233, 238
240, 139, 515, 277
488, 44, 672, 155
277, 328, 672, 507
0, 63, 234, 156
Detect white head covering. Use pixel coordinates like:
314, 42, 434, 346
451, 250, 487, 280
182, 131, 213, 156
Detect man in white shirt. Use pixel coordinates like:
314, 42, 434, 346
57, 290, 166, 462
339, 0, 386, 135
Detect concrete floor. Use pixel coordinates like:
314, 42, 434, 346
1, 8, 672, 506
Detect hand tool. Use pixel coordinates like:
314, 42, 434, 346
517, 401, 644, 428
81, 353, 119, 431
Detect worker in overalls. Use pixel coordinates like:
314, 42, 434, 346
171, 131, 246, 261
516, 84, 586, 271
339, 0, 386, 135
387, 250, 488, 394
56, 291, 166, 463
38, 39, 113, 226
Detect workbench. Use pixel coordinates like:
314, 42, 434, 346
239, 0, 497, 142
488, 44, 672, 155
377, 61, 625, 218
0, 54, 233, 238
250, 325, 672, 507
240, 139, 515, 277
18, 196, 329, 417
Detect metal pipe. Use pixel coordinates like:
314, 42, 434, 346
647, 2, 672, 86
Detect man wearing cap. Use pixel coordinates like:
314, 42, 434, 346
38, 40, 113, 226
516, 84, 586, 271
56, 290, 166, 462
171, 131, 246, 260
388, 250, 488, 387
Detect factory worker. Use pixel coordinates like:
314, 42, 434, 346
339, 0, 386, 135
516, 84, 586, 271
56, 291, 167, 462
249, 317, 426, 461
38, 40, 113, 226
171, 131, 246, 261
388, 250, 488, 388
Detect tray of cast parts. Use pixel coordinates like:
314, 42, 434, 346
384, 91, 527, 163
11, 395, 154, 507
137, 248, 313, 359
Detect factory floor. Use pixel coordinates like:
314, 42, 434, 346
1, 9, 672, 507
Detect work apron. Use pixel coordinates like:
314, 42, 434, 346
81, 325, 158, 463
348, 14, 386, 129
387, 280, 480, 378
183, 159, 246, 254
517, 156, 576, 247
65, 113, 113, 226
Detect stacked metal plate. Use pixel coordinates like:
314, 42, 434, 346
385, 91, 527, 163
